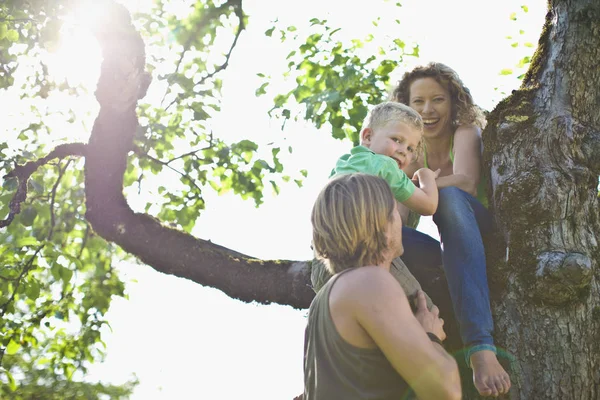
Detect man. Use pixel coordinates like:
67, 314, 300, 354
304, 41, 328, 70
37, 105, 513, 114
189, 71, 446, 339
304, 173, 461, 400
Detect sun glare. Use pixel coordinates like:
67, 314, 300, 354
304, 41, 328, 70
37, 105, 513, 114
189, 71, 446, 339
46, 17, 101, 90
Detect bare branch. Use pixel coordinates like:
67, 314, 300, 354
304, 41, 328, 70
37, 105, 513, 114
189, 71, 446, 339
0, 143, 86, 229
132, 146, 204, 195
165, 146, 210, 165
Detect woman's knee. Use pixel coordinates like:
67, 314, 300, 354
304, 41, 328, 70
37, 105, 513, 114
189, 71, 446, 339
438, 187, 469, 212
434, 187, 475, 226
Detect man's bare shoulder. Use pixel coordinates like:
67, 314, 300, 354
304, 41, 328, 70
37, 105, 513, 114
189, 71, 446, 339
333, 266, 405, 301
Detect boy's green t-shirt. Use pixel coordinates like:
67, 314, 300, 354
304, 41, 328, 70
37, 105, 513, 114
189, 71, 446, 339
331, 146, 416, 203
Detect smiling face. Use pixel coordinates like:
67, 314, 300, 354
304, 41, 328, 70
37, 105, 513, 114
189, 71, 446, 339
408, 77, 454, 139
361, 120, 421, 170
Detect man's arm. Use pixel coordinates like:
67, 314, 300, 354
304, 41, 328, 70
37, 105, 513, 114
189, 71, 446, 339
353, 269, 461, 400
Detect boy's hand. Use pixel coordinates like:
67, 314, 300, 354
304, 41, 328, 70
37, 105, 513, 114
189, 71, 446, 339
412, 168, 440, 187
414, 290, 446, 341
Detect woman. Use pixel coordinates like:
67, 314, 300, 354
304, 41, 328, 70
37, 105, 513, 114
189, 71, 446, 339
391, 62, 511, 397
305, 173, 461, 400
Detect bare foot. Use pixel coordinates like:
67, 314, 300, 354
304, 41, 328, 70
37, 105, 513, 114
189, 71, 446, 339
470, 350, 511, 397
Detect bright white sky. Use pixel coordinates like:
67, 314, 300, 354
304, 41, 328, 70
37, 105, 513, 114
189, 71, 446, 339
17, 0, 547, 398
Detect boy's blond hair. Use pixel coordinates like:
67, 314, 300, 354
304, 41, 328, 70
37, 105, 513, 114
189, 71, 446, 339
362, 101, 424, 133
311, 173, 396, 275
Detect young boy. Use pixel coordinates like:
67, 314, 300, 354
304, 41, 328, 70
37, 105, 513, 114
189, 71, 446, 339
331, 101, 439, 215
311, 102, 438, 309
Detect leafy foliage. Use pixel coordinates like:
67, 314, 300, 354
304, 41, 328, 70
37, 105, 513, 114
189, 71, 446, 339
1, 354, 136, 399
0, 0, 293, 395
261, 16, 418, 145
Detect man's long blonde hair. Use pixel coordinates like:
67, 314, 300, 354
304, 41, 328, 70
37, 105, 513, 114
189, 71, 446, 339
311, 173, 395, 274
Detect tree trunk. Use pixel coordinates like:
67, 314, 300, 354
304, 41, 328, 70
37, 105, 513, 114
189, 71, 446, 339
483, 0, 600, 398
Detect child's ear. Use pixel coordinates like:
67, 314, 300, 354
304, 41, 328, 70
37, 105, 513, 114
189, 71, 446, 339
360, 128, 372, 146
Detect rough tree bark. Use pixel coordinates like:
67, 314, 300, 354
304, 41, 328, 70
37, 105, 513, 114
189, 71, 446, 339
483, 0, 600, 398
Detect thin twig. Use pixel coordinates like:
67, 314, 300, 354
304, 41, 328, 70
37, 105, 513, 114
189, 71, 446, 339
132, 146, 204, 195
166, 146, 210, 165
47, 159, 72, 241
77, 225, 90, 259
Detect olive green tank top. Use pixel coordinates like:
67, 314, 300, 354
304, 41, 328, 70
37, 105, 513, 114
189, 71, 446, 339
304, 269, 411, 400
422, 134, 489, 208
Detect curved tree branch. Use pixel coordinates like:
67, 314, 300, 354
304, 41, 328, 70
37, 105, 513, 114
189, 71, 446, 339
83, 1, 318, 308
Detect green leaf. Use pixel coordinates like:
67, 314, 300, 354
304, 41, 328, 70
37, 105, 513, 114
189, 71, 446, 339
21, 207, 38, 226
15, 237, 40, 247
509, 12, 517, 21
269, 180, 280, 195
6, 339, 21, 355
499, 68, 513, 75
6, 29, 19, 42
60, 267, 73, 284
30, 179, 44, 193
255, 82, 269, 96
264, 27, 275, 37
517, 56, 531, 68
26, 279, 41, 300
4, 369, 16, 392
521, 5, 529, 12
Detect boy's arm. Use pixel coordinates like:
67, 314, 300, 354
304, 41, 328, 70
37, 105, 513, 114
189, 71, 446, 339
365, 154, 437, 216
400, 168, 439, 216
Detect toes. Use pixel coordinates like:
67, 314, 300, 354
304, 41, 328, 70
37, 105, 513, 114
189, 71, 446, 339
474, 377, 494, 397
477, 386, 493, 396
492, 378, 505, 396
501, 374, 512, 394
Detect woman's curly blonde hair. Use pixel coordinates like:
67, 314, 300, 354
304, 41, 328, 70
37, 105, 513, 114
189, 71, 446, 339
390, 62, 486, 129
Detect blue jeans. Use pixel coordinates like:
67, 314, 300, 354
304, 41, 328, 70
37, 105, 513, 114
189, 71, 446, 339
402, 187, 496, 361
